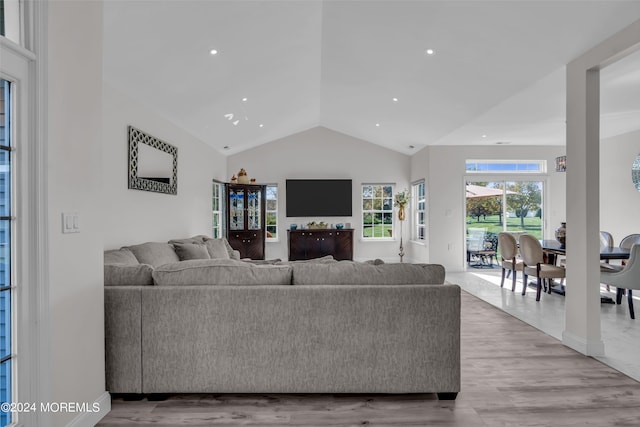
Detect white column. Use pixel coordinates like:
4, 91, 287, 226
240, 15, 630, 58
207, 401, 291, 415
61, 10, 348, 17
563, 18, 640, 355
563, 66, 603, 355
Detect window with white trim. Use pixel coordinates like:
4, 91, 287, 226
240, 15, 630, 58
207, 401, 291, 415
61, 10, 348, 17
412, 180, 426, 241
212, 181, 223, 239
362, 184, 393, 239
266, 184, 278, 241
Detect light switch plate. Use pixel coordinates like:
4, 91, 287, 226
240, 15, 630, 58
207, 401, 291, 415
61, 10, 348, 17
62, 212, 80, 234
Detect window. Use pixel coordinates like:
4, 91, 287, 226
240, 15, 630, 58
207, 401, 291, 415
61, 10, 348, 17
266, 184, 278, 241
412, 181, 426, 241
212, 181, 223, 239
465, 160, 546, 174
0, 79, 12, 427
362, 184, 393, 239
0, 0, 20, 44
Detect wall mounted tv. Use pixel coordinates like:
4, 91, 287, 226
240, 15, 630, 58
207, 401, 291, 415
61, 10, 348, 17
286, 179, 352, 217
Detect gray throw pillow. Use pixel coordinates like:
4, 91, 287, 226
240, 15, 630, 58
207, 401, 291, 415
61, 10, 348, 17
173, 243, 211, 261
203, 238, 231, 259
125, 242, 180, 267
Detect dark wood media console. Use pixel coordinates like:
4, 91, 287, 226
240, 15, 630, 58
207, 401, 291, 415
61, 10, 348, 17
288, 229, 354, 261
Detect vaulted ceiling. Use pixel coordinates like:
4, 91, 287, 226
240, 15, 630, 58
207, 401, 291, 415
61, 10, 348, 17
103, 1, 640, 155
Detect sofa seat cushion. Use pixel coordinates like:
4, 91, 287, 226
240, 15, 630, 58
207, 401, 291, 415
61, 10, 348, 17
173, 242, 211, 261
104, 263, 154, 286
152, 259, 293, 286
104, 248, 139, 265
292, 261, 446, 286
125, 242, 180, 267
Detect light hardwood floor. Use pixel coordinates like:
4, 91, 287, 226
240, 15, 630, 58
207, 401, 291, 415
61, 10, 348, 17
97, 291, 640, 426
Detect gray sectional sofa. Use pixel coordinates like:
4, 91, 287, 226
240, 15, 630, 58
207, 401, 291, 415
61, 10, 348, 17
104, 235, 461, 400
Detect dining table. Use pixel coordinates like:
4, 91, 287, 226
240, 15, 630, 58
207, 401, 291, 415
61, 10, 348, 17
537, 239, 630, 303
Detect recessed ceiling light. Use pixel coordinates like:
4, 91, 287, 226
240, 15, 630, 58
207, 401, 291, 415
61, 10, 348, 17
481, 134, 487, 138
259, 124, 264, 128
375, 123, 380, 127
495, 141, 511, 145
425, 49, 435, 55
210, 49, 218, 55
409, 145, 415, 149
223, 145, 230, 150
392, 97, 399, 102
232, 120, 239, 126
242, 97, 248, 102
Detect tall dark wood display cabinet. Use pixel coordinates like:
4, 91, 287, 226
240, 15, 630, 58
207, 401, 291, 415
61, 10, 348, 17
224, 184, 266, 259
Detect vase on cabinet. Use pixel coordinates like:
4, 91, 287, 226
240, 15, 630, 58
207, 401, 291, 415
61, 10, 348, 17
555, 222, 567, 246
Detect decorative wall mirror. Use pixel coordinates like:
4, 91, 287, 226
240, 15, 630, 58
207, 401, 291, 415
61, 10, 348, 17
633, 154, 640, 192
128, 126, 178, 195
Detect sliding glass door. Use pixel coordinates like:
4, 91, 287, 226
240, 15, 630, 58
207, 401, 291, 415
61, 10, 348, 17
465, 180, 544, 267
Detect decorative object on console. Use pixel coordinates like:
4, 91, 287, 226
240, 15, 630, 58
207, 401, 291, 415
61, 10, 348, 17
336, 223, 344, 230
555, 222, 567, 246
394, 189, 410, 263
127, 125, 178, 195
237, 168, 249, 184
555, 155, 567, 172
289, 224, 297, 230
307, 221, 328, 229
230, 174, 237, 183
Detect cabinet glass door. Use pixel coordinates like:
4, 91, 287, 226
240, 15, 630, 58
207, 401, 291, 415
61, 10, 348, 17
229, 187, 244, 230
247, 188, 262, 230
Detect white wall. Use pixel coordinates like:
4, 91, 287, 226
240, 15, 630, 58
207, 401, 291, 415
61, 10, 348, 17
600, 129, 640, 244
227, 127, 412, 261
47, 2, 106, 426
102, 83, 227, 248
412, 144, 567, 272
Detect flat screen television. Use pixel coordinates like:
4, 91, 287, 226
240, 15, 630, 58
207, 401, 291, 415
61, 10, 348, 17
286, 179, 352, 217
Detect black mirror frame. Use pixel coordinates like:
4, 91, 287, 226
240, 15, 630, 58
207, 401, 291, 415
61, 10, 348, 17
128, 125, 178, 195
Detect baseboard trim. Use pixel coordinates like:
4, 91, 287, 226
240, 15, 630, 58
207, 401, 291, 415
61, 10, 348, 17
66, 391, 111, 427
562, 331, 605, 356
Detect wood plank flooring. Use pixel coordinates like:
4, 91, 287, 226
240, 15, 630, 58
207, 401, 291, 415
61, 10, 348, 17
97, 291, 640, 426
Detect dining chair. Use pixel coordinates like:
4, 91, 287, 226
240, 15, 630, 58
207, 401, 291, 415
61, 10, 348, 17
498, 232, 524, 292
620, 234, 640, 250
519, 234, 566, 301
600, 244, 640, 319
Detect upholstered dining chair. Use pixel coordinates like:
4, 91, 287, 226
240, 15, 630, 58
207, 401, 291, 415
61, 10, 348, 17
519, 234, 566, 301
601, 244, 640, 319
498, 232, 524, 292
600, 231, 614, 248
620, 234, 640, 252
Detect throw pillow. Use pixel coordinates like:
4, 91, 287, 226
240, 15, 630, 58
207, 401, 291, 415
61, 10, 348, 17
125, 242, 180, 267
173, 242, 211, 261
203, 238, 232, 259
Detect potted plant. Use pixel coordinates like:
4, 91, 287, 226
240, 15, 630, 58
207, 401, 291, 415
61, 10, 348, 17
394, 189, 410, 221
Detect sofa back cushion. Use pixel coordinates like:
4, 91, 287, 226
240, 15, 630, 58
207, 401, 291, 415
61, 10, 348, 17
104, 248, 139, 265
152, 259, 293, 286
173, 242, 211, 261
292, 261, 446, 286
104, 263, 154, 286
125, 242, 180, 267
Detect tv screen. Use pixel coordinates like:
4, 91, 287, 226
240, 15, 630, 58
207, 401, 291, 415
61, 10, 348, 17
286, 179, 352, 217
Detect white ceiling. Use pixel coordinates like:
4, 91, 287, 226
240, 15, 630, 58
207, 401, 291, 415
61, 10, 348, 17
103, 1, 640, 155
